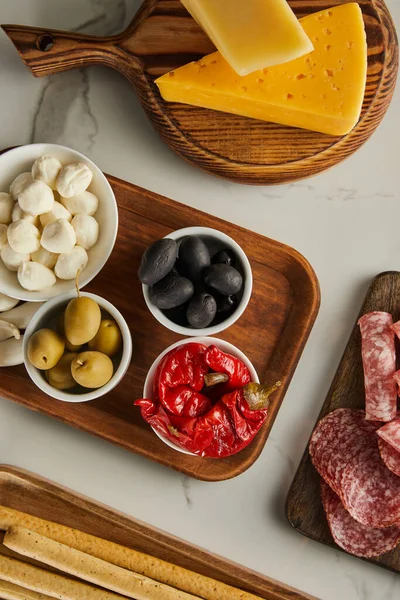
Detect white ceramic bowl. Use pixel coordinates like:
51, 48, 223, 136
142, 337, 259, 455
0, 144, 118, 301
23, 292, 132, 402
142, 227, 253, 336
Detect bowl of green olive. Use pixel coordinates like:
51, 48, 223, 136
23, 290, 132, 402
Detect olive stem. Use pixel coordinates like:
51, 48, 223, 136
244, 381, 282, 411
204, 372, 230, 387
75, 269, 81, 298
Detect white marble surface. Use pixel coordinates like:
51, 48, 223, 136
0, 2, 399, 599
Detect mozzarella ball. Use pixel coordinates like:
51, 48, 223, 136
60, 191, 98, 216
41, 218, 76, 254
32, 155, 62, 190
0, 193, 14, 225
40, 201, 72, 228
7, 220, 41, 254
0, 224, 7, 249
55, 246, 88, 280
18, 180, 54, 217
1, 244, 30, 272
56, 162, 93, 198
11, 203, 40, 226
10, 172, 33, 200
18, 261, 56, 291
31, 247, 58, 270
71, 214, 99, 250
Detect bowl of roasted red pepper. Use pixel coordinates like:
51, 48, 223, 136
135, 338, 281, 458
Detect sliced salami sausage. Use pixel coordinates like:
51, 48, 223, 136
321, 480, 400, 557
379, 438, 400, 477
377, 417, 400, 454
341, 443, 400, 528
391, 320, 400, 341
358, 312, 397, 422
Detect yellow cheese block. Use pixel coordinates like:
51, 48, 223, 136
156, 3, 367, 136
180, 0, 314, 76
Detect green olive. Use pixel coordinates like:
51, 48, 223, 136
88, 320, 122, 357
28, 329, 65, 370
71, 351, 114, 389
65, 297, 101, 346
46, 352, 78, 390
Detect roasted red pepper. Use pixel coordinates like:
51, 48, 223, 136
135, 341, 281, 458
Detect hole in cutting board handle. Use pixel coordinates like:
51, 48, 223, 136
36, 34, 54, 52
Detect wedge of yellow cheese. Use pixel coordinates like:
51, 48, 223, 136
180, 0, 314, 76
156, 3, 367, 136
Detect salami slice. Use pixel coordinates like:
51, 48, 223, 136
341, 443, 400, 528
377, 417, 400, 454
379, 438, 400, 477
320, 480, 400, 557
358, 312, 397, 422
391, 320, 400, 341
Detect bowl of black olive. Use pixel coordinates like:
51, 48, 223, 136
138, 227, 253, 336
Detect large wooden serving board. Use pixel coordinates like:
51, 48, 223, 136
286, 272, 400, 572
0, 173, 319, 481
2, 0, 398, 185
0, 466, 317, 600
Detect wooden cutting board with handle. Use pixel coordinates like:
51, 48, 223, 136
2, 0, 398, 185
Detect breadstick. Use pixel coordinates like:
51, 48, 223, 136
0, 506, 263, 600
0, 554, 125, 600
4, 527, 202, 600
0, 579, 51, 600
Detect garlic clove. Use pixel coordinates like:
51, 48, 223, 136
7, 220, 41, 255
10, 172, 33, 200
32, 155, 62, 190
41, 218, 76, 254
55, 246, 88, 280
40, 201, 72, 228
0, 335, 24, 367
56, 162, 93, 198
17, 261, 56, 291
0, 301, 44, 328
0, 320, 20, 342
0, 192, 14, 225
0, 224, 7, 249
18, 180, 54, 217
0, 293, 19, 312
71, 214, 99, 250
12, 202, 40, 226
31, 247, 58, 270
1, 244, 30, 272
60, 191, 98, 216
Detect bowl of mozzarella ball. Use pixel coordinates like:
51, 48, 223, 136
0, 144, 118, 301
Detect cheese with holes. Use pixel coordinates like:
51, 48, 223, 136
180, 0, 314, 76
156, 4, 367, 136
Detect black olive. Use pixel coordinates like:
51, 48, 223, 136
138, 238, 177, 286
187, 293, 217, 329
163, 302, 189, 327
216, 294, 238, 315
178, 236, 210, 282
212, 249, 236, 267
203, 264, 243, 296
150, 273, 194, 309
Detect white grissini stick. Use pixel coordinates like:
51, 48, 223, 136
1, 244, 30, 272
32, 155, 62, 190
0, 555, 126, 600
0, 336, 23, 366
7, 221, 41, 255
10, 172, 33, 200
0, 579, 51, 600
41, 219, 76, 253
18, 180, 54, 217
12, 203, 40, 226
60, 191, 98, 216
0, 320, 20, 342
0, 301, 44, 328
71, 215, 99, 250
0, 224, 8, 249
17, 262, 56, 291
31, 247, 58, 270
0, 193, 14, 225
55, 246, 88, 280
0, 293, 19, 312
40, 201, 72, 228
56, 162, 93, 198
4, 527, 203, 600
